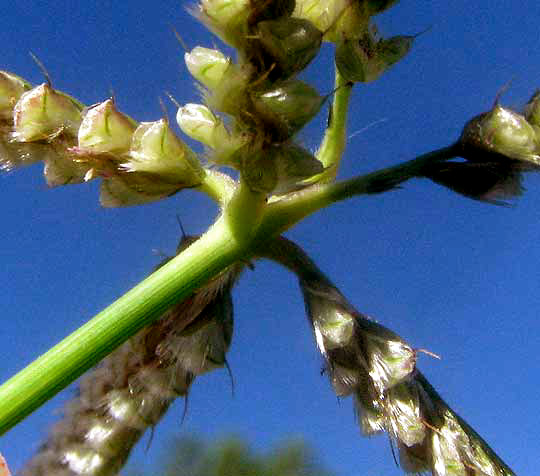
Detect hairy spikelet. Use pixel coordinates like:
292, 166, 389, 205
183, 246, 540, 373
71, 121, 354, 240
257, 237, 514, 476
21, 236, 244, 476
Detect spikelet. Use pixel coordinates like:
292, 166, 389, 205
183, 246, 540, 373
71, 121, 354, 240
194, 0, 251, 49
293, 0, 370, 42
250, 79, 327, 141
123, 120, 203, 182
460, 103, 540, 167
416, 93, 540, 205
0, 72, 211, 205
255, 17, 323, 78
21, 235, 244, 476
239, 142, 324, 194
256, 236, 515, 476
0, 74, 88, 182
335, 29, 415, 83
11, 83, 82, 142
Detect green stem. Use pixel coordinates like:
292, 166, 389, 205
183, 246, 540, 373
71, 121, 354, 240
224, 179, 266, 243
256, 144, 459, 237
322, 143, 459, 201
0, 144, 457, 435
311, 68, 352, 183
197, 169, 236, 205
0, 216, 245, 435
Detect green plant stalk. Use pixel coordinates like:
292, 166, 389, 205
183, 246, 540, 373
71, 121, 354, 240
312, 68, 352, 183
0, 215, 245, 435
0, 62, 459, 436
0, 143, 458, 435
224, 179, 267, 242
257, 143, 459, 238
198, 169, 236, 205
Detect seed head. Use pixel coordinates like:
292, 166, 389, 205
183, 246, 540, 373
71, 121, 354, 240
123, 119, 203, 184
256, 17, 323, 78
251, 79, 326, 140
12, 83, 82, 142
0, 71, 31, 120
77, 99, 137, 155
460, 104, 540, 167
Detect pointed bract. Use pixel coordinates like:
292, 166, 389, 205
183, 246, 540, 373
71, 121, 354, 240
420, 161, 524, 205
336, 32, 414, 83
0, 138, 52, 172
238, 141, 323, 195
12, 83, 82, 142
99, 174, 181, 207
256, 17, 323, 78
123, 120, 203, 185
43, 143, 91, 186
460, 104, 540, 167
273, 143, 324, 194
240, 144, 279, 193
251, 79, 326, 140
0, 71, 31, 120
77, 99, 137, 155
185, 47, 232, 91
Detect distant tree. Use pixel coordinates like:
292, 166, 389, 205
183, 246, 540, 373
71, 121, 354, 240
126, 436, 333, 476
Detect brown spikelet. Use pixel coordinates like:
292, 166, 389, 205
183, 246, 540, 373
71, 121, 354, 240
21, 236, 244, 476
256, 236, 515, 476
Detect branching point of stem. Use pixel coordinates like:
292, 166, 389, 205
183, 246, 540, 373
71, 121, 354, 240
197, 168, 237, 205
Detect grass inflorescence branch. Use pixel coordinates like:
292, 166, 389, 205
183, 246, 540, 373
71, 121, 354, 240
1, 0, 537, 475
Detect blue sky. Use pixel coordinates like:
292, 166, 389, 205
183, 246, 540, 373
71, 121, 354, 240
1, 1, 540, 475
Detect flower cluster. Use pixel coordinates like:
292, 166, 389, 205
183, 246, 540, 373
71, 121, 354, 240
183, 1, 331, 194
299, 260, 514, 475
254, 236, 515, 476
0, 0, 417, 206
0, 71, 205, 206
420, 93, 540, 204
184, 0, 415, 193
